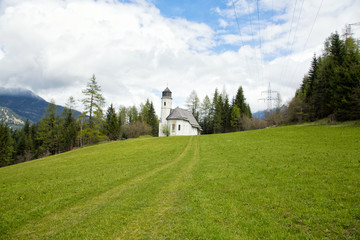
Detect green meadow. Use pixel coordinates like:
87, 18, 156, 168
1, 123, 359, 239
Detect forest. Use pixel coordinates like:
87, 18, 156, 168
286, 32, 360, 122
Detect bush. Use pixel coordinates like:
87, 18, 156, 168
122, 122, 152, 139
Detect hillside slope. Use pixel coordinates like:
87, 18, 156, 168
0, 106, 26, 129
0, 124, 359, 239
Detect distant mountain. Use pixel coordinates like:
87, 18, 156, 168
253, 107, 285, 120
252, 110, 267, 120
0, 106, 27, 129
0, 87, 81, 128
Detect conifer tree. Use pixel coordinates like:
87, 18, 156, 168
148, 102, 159, 136
213, 89, 223, 133
222, 93, 231, 132
38, 101, 59, 155
291, 31, 360, 122
230, 105, 241, 131
59, 107, 78, 151
82, 74, 105, 127
0, 122, 14, 166
81, 74, 106, 144
200, 95, 213, 134
14, 119, 34, 161
234, 86, 251, 117
105, 104, 120, 140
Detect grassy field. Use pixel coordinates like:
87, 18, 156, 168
0, 123, 359, 239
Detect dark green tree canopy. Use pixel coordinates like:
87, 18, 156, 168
290, 31, 360, 121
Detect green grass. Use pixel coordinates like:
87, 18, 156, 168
1, 124, 359, 239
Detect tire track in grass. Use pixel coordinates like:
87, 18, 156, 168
115, 135, 200, 239
11, 137, 194, 239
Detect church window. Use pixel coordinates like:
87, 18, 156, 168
164, 102, 166, 106
178, 125, 181, 131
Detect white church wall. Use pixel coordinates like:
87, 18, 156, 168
169, 120, 198, 136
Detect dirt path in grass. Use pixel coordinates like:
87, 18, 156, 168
12, 137, 196, 239
115, 135, 200, 239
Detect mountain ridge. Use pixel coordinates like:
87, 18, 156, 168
0, 87, 80, 127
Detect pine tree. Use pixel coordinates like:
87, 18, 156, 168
334, 36, 360, 120
82, 74, 105, 127
30, 123, 40, 159
230, 105, 241, 131
14, 119, 34, 161
213, 89, 223, 133
200, 95, 213, 134
38, 101, 59, 155
66, 96, 77, 111
222, 93, 231, 132
234, 86, 251, 117
307, 55, 318, 100
148, 102, 159, 136
59, 107, 78, 151
0, 122, 14, 167
105, 104, 120, 141
81, 74, 106, 144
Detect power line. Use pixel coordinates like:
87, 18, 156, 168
289, 0, 305, 56
231, 0, 251, 74
246, 0, 260, 83
270, 0, 273, 41
256, 0, 264, 83
303, 0, 324, 51
290, 0, 324, 81
279, 0, 298, 84
280, 0, 305, 81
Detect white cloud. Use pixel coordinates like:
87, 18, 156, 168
0, 0, 359, 115
218, 18, 228, 28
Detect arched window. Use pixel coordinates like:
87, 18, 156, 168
164, 102, 166, 106
178, 125, 181, 131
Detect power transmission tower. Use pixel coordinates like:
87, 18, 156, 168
344, 22, 360, 39
259, 82, 279, 112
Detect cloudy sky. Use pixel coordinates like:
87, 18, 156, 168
0, 0, 359, 114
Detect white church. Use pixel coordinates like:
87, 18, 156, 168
159, 87, 202, 137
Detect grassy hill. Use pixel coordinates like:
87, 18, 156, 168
1, 123, 359, 239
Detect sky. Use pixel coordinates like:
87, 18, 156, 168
0, 0, 359, 115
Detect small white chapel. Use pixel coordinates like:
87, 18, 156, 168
159, 87, 202, 137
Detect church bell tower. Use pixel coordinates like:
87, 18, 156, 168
159, 87, 172, 136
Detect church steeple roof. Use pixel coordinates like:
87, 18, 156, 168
162, 87, 172, 98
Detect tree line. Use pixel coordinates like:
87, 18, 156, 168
185, 86, 252, 134
0, 74, 158, 167
285, 32, 360, 122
